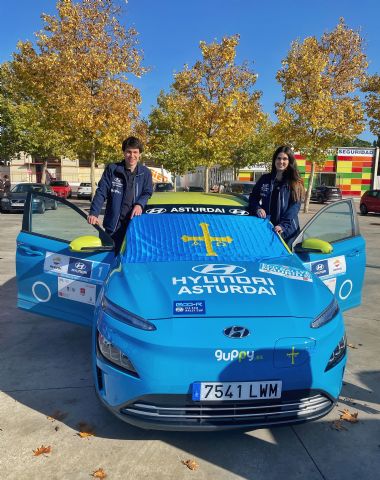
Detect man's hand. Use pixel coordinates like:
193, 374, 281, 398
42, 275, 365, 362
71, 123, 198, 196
130, 204, 143, 218
257, 208, 266, 219
87, 215, 99, 225
274, 225, 283, 234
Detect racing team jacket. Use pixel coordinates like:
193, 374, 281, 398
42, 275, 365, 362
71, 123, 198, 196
248, 172, 301, 243
89, 161, 153, 234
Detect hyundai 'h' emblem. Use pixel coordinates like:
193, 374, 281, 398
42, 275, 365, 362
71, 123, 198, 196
223, 326, 250, 339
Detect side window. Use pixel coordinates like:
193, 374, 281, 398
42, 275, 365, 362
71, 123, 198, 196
29, 192, 106, 243
302, 201, 354, 243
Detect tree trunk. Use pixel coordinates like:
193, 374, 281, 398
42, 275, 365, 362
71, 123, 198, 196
41, 159, 48, 184
303, 161, 316, 213
204, 167, 209, 193
91, 140, 96, 200
173, 174, 177, 192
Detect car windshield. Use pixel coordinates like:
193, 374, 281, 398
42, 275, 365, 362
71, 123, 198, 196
79, 183, 91, 187
50, 181, 67, 187
11, 184, 44, 193
155, 183, 173, 192
124, 213, 289, 263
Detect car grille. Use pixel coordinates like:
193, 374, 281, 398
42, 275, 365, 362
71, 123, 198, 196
119, 391, 334, 430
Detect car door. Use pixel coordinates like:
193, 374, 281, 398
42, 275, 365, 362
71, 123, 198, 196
292, 199, 365, 312
16, 191, 115, 327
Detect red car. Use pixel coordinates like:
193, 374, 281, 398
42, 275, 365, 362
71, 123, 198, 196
49, 180, 72, 198
360, 189, 380, 215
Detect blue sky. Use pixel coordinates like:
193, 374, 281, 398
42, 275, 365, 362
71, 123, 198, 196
1, 0, 379, 141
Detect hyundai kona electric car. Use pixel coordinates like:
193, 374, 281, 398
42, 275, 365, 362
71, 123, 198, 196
16, 192, 365, 430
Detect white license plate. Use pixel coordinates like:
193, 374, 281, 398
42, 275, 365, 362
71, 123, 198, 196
192, 381, 282, 401
13, 202, 24, 206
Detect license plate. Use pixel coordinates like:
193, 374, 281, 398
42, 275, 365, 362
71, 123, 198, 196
12, 201, 24, 206
192, 381, 282, 401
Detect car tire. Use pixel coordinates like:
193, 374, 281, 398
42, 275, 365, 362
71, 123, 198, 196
38, 203, 46, 214
317, 195, 325, 204
360, 204, 368, 215
51, 201, 58, 210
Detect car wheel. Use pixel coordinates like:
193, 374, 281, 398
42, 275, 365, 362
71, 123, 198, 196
51, 201, 58, 210
317, 195, 324, 204
360, 204, 368, 215
38, 203, 46, 214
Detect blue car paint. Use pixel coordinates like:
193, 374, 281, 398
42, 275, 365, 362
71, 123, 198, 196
16, 198, 364, 430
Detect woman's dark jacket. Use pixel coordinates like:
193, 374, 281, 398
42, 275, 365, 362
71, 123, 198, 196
248, 173, 301, 244
89, 161, 153, 234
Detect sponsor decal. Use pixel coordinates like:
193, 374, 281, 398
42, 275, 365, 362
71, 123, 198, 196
286, 346, 299, 365
32, 281, 51, 303
339, 279, 353, 300
58, 277, 96, 305
323, 277, 337, 294
308, 256, 346, 279
172, 272, 276, 296
144, 205, 250, 215
145, 207, 167, 214
68, 258, 92, 278
223, 326, 250, 338
227, 208, 249, 216
173, 206, 226, 214
259, 263, 313, 282
214, 349, 259, 362
44, 252, 70, 274
260, 184, 270, 196
192, 264, 246, 275
173, 300, 206, 315
181, 222, 233, 256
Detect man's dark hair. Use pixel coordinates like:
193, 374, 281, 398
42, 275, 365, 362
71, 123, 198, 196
122, 136, 143, 153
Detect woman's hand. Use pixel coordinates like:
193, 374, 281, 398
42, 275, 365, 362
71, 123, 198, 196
257, 208, 266, 219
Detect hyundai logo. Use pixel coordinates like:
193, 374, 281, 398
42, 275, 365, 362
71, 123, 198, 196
75, 262, 86, 270
145, 207, 167, 214
316, 263, 324, 271
229, 208, 249, 216
223, 326, 250, 339
192, 264, 246, 275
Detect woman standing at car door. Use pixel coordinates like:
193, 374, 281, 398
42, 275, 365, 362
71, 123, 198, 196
249, 145, 304, 246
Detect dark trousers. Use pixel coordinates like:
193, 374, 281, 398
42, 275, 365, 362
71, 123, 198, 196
108, 218, 130, 254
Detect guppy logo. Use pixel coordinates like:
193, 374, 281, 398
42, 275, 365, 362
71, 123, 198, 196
215, 349, 255, 362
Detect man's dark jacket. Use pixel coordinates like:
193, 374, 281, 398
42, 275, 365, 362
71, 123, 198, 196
89, 161, 153, 233
248, 172, 301, 244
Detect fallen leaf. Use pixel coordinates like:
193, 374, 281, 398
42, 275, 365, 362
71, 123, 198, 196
54, 426, 59, 432
339, 408, 359, 423
47, 410, 68, 422
182, 459, 199, 470
91, 468, 107, 478
347, 343, 358, 349
77, 431, 95, 438
33, 445, 52, 456
330, 420, 347, 431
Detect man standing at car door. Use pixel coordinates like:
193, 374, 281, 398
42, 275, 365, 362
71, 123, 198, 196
87, 137, 153, 253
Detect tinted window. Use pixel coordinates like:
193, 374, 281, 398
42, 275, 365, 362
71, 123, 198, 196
12, 184, 44, 193
50, 181, 68, 187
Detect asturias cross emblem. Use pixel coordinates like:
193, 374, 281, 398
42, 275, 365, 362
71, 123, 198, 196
287, 346, 299, 365
181, 222, 233, 256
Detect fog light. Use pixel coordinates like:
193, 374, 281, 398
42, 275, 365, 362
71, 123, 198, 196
325, 334, 347, 372
97, 331, 138, 376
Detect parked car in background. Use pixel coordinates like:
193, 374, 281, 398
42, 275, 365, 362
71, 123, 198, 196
77, 182, 94, 199
310, 186, 342, 204
360, 189, 380, 215
0, 183, 57, 213
188, 186, 205, 192
154, 182, 174, 192
224, 181, 256, 199
50, 180, 72, 198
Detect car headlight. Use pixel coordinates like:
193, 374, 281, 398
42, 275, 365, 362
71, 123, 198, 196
325, 334, 347, 371
1, 198, 10, 203
102, 297, 156, 331
311, 299, 339, 328
97, 331, 138, 375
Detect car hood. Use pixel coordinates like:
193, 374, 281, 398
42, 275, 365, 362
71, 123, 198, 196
105, 255, 333, 320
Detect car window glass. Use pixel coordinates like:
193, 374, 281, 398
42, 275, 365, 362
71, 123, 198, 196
303, 201, 354, 243
30, 192, 102, 242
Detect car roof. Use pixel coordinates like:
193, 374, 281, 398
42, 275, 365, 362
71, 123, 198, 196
148, 192, 247, 206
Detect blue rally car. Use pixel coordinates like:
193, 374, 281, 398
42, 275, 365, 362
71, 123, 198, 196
16, 192, 365, 430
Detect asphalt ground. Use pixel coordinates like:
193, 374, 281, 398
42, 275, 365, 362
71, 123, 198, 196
0, 200, 379, 480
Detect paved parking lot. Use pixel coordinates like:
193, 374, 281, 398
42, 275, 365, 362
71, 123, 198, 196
0, 201, 379, 480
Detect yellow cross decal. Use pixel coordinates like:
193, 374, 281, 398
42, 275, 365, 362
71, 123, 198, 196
287, 346, 299, 365
181, 222, 233, 256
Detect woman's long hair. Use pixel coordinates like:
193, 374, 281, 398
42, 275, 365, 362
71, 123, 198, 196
270, 145, 305, 202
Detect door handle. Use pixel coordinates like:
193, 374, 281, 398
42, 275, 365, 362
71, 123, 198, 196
347, 249, 360, 257
19, 246, 44, 256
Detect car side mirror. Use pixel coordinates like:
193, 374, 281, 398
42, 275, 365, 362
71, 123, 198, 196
69, 235, 106, 252
294, 237, 333, 254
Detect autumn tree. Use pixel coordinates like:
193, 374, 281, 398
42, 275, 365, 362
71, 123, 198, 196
4, 0, 144, 192
362, 74, 380, 140
149, 35, 263, 191
275, 18, 367, 212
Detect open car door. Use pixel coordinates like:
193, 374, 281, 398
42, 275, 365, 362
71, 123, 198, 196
16, 192, 115, 327
292, 199, 365, 312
